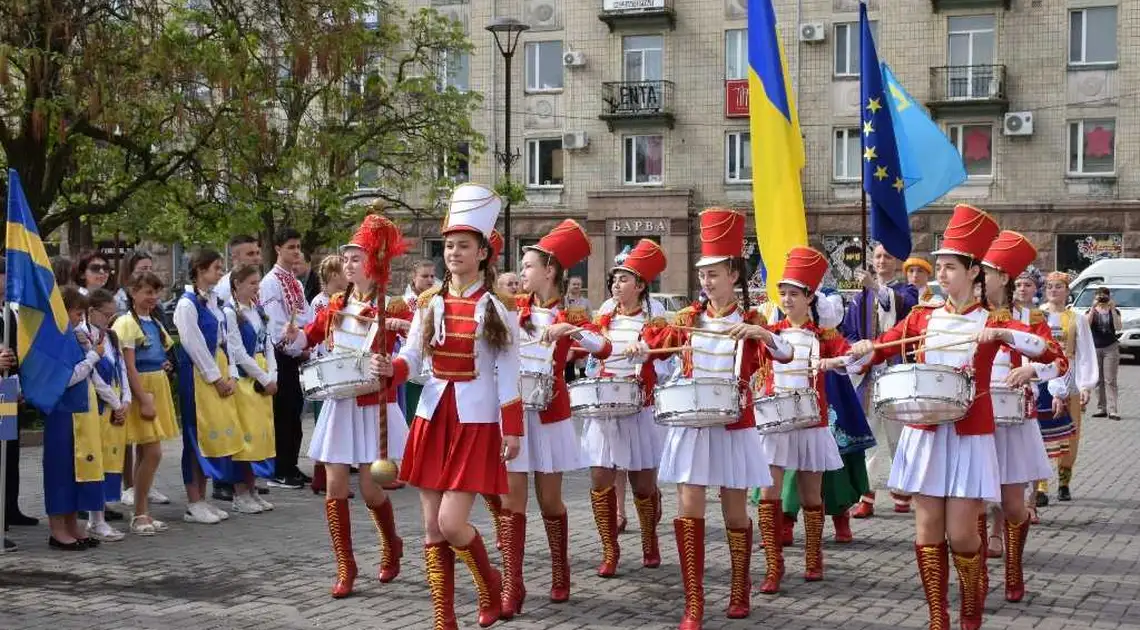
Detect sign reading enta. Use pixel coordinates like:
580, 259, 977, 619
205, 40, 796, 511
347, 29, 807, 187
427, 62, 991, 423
610, 219, 669, 234
725, 79, 749, 118
603, 0, 666, 10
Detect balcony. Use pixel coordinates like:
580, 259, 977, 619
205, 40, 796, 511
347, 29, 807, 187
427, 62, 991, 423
927, 65, 1009, 116
599, 80, 675, 131
930, 0, 1009, 11
598, 0, 675, 32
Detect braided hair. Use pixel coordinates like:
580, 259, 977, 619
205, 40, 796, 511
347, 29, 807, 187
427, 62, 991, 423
950, 254, 988, 310
125, 271, 172, 349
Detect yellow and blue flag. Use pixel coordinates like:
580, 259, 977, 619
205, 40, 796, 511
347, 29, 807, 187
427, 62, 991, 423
6, 169, 86, 414
859, 2, 911, 260
748, 0, 808, 302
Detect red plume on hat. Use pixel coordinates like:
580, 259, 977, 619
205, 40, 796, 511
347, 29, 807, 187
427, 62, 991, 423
344, 213, 409, 292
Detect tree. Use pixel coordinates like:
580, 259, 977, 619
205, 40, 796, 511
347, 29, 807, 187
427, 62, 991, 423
0, 0, 239, 243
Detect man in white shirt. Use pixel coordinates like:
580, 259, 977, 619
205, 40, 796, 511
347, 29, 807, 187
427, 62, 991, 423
259, 227, 315, 489
215, 235, 262, 306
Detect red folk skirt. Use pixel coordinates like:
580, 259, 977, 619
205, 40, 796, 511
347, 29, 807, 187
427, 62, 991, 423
399, 383, 508, 495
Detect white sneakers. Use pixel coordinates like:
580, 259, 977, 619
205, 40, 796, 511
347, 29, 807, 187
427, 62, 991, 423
232, 494, 263, 514
183, 501, 221, 524
254, 494, 274, 511
86, 521, 125, 542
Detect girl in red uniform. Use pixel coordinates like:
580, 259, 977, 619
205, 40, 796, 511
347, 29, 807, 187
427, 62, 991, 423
849, 205, 1060, 630
374, 183, 523, 630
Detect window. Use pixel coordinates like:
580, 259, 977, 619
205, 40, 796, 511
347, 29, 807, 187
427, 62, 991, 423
725, 132, 752, 183
525, 41, 563, 91
616, 236, 661, 292
725, 29, 748, 80
1069, 7, 1117, 65
834, 21, 878, 76
623, 35, 663, 82
947, 16, 995, 99
439, 50, 469, 91
436, 142, 470, 182
947, 123, 993, 178
1068, 119, 1115, 176
356, 146, 380, 189
833, 128, 861, 181
526, 138, 564, 187
623, 135, 663, 185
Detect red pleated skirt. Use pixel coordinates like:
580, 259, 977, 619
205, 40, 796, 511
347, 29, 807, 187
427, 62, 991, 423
399, 383, 508, 495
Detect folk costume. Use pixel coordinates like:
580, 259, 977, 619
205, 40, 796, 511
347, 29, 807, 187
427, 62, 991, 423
302, 215, 412, 598
651, 209, 775, 626
1035, 272, 1098, 504
111, 312, 178, 446
223, 300, 278, 483
504, 220, 608, 610
850, 205, 1060, 630
42, 349, 106, 520
581, 238, 671, 578
755, 247, 847, 593
388, 183, 524, 630
981, 231, 1068, 603
83, 322, 132, 505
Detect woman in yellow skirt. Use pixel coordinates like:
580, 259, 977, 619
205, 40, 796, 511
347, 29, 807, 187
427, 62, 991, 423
173, 249, 246, 525
223, 264, 278, 513
112, 271, 179, 536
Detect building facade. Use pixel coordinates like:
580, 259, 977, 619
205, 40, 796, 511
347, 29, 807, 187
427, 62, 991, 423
379, 0, 1138, 304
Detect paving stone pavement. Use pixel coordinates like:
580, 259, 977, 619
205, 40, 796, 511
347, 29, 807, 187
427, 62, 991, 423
3, 367, 1140, 629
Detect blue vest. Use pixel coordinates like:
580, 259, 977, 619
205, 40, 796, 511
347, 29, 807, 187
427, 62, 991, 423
94, 337, 124, 415
135, 318, 168, 373
175, 291, 224, 373
233, 305, 267, 379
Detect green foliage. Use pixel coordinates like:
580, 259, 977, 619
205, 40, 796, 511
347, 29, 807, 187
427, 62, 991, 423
494, 178, 527, 206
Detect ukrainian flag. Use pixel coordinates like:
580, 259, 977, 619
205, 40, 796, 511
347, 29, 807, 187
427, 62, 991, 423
6, 169, 86, 414
749, 0, 808, 302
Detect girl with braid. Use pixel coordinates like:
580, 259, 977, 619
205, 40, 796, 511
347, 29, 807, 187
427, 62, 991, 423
372, 184, 523, 629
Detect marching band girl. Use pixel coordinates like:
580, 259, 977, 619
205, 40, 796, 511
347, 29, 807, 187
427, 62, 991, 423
82, 289, 130, 542
308, 254, 344, 496
502, 220, 606, 614
590, 238, 671, 579
979, 232, 1067, 602
848, 205, 1060, 630
752, 247, 849, 594
372, 184, 523, 629
634, 209, 780, 628
223, 264, 279, 514
173, 249, 247, 525
112, 271, 178, 535
301, 216, 412, 598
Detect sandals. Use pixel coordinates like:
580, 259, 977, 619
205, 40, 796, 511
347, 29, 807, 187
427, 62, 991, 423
987, 534, 1004, 558
130, 515, 168, 536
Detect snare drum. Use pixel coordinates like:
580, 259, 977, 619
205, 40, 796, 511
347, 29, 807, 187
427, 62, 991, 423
872, 364, 974, 425
569, 377, 643, 419
991, 385, 1027, 427
753, 389, 821, 435
300, 352, 379, 401
519, 370, 555, 411
653, 378, 740, 428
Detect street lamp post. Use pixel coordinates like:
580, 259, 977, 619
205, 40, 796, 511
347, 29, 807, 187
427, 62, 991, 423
486, 16, 530, 270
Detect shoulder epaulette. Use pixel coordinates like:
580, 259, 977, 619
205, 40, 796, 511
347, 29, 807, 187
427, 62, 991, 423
647, 316, 669, 328
563, 306, 589, 325
329, 292, 347, 309
745, 309, 767, 326
415, 286, 442, 309
988, 308, 1012, 323
515, 294, 530, 310
673, 306, 698, 326
386, 298, 409, 317
819, 327, 839, 341
1029, 309, 1046, 326
495, 290, 519, 311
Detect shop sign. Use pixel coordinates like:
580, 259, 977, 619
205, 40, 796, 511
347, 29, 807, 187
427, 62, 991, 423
1056, 233, 1124, 275
609, 218, 669, 234
725, 79, 749, 118
820, 234, 872, 290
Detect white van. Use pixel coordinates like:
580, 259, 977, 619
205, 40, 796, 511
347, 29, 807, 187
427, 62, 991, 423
1068, 258, 1140, 296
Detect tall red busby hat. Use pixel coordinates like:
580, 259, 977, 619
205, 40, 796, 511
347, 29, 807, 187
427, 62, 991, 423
696, 208, 746, 267
780, 246, 828, 293
982, 230, 1038, 279
932, 204, 1000, 261
342, 214, 409, 289
613, 238, 667, 284
488, 229, 504, 264
525, 219, 591, 269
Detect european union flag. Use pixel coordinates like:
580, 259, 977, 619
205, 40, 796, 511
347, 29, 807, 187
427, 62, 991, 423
859, 2, 911, 261
6, 169, 86, 414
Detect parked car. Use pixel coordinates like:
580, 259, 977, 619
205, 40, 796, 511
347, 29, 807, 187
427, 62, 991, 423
1071, 284, 1140, 360
651, 292, 691, 319
1068, 258, 1140, 297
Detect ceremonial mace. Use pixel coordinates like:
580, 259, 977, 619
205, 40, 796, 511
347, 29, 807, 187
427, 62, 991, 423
366, 212, 407, 486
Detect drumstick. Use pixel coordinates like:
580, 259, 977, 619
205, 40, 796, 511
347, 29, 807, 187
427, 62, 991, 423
907, 336, 978, 355
644, 346, 690, 355
871, 334, 930, 350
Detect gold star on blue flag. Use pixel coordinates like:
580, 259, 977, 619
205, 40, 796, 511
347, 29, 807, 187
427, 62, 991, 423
859, 2, 910, 260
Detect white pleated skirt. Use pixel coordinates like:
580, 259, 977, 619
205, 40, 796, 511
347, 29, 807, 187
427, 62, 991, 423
507, 412, 584, 474
581, 407, 665, 471
994, 419, 1052, 485
758, 425, 844, 472
308, 400, 408, 465
658, 425, 773, 489
888, 424, 1000, 502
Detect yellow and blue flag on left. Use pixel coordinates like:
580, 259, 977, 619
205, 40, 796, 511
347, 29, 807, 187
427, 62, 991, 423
6, 168, 86, 414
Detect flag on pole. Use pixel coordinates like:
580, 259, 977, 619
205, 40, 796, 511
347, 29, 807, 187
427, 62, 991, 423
5, 169, 86, 414
748, 0, 808, 302
859, 2, 911, 260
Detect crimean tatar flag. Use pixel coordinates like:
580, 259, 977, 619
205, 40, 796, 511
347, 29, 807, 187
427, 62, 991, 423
6, 169, 86, 414
748, 0, 808, 302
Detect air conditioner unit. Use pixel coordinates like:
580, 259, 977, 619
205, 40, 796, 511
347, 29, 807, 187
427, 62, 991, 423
799, 22, 825, 43
563, 131, 589, 150
1003, 111, 1034, 137
563, 51, 586, 67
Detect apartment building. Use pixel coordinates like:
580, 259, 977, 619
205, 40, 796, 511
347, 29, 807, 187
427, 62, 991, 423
380, 0, 1138, 303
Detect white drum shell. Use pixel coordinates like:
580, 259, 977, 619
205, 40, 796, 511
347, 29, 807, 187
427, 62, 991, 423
991, 385, 1027, 427
520, 371, 555, 411
569, 377, 643, 420
753, 389, 821, 435
873, 364, 974, 426
300, 353, 379, 401
653, 378, 740, 428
